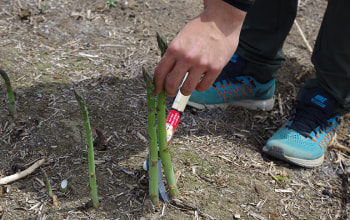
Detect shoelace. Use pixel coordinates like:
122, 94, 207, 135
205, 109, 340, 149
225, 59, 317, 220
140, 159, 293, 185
286, 101, 335, 139
214, 77, 257, 90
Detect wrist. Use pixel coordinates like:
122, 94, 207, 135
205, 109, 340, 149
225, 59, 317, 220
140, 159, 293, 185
202, 0, 246, 36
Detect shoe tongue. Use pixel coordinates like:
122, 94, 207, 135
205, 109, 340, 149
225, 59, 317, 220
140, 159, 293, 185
290, 88, 336, 134
299, 87, 335, 116
215, 56, 246, 83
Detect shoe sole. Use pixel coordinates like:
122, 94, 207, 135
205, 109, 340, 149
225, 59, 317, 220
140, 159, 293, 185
262, 133, 337, 168
262, 145, 324, 168
187, 97, 275, 111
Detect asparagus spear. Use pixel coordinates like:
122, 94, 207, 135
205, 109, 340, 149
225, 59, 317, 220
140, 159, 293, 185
0, 68, 16, 117
74, 89, 99, 209
41, 168, 53, 198
142, 67, 159, 206
156, 33, 178, 197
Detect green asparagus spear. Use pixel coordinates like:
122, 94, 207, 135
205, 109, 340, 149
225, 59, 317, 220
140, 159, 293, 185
74, 89, 99, 209
156, 33, 178, 197
41, 168, 53, 198
0, 68, 16, 117
142, 67, 159, 206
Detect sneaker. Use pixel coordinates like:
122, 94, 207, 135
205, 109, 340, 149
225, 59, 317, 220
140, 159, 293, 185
188, 54, 275, 110
263, 88, 341, 168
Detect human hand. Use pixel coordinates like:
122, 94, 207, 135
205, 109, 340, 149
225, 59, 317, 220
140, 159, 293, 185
153, 0, 246, 96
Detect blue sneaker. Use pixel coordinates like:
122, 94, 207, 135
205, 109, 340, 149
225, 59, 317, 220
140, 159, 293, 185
188, 55, 275, 110
263, 88, 341, 168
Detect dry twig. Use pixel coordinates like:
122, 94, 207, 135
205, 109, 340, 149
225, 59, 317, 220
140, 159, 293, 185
331, 138, 350, 154
294, 20, 313, 53
0, 158, 46, 185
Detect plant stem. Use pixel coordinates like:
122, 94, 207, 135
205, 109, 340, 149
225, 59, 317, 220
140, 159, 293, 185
74, 89, 99, 209
0, 68, 16, 117
40, 168, 53, 198
142, 67, 159, 206
157, 89, 178, 197
80, 130, 84, 163
156, 33, 178, 197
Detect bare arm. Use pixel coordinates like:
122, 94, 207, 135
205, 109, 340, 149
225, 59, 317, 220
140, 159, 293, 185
154, 0, 246, 96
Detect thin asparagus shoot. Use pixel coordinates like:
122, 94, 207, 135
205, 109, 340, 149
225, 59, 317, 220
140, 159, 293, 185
142, 67, 159, 206
0, 68, 16, 117
80, 130, 84, 163
156, 33, 178, 197
40, 168, 53, 198
74, 89, 99, 209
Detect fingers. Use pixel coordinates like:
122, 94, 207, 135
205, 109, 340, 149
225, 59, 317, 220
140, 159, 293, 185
164, 60, 190, 96
154, 49, 227, 97
195, 64, 223, 92
180, 57, 210, 95
153, 52, 175, 95
166, 49, 211, 96
180, 68, 204, 96
155, 40, 203, 96
155, 50, 222, 96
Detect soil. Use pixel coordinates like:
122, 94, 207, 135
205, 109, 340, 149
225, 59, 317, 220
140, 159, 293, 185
0, 0, 350, 219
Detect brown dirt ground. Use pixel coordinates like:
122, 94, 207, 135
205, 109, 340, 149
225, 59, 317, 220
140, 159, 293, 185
0, 0, 350, 219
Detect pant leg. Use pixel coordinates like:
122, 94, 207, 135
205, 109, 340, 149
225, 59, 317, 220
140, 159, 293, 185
236, 0, 298, 83
297, 0, 350, 113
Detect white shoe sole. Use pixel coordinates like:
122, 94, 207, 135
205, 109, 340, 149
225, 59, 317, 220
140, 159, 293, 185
187, 97, 275, 111
262, 134, 337, 168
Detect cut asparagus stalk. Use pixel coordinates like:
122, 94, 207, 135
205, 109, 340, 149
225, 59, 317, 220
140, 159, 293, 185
61, 179, 68, 193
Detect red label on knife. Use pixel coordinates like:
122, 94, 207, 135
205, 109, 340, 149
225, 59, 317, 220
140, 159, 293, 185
166, 109, 181, 130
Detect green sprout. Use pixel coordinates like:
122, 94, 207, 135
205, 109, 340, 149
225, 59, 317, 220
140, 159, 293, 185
74, 89, 99, 209
0, 68, 16, 117
41, 168, 53, 198
275, 175, 290, 182
41, 4, 47, 10
107, 0, 119, 7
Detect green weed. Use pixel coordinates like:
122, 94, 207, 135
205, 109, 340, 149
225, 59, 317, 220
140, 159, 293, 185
107, 0, 120, 7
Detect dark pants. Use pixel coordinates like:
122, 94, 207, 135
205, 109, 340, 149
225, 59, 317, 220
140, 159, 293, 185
236, 0, 350, 113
